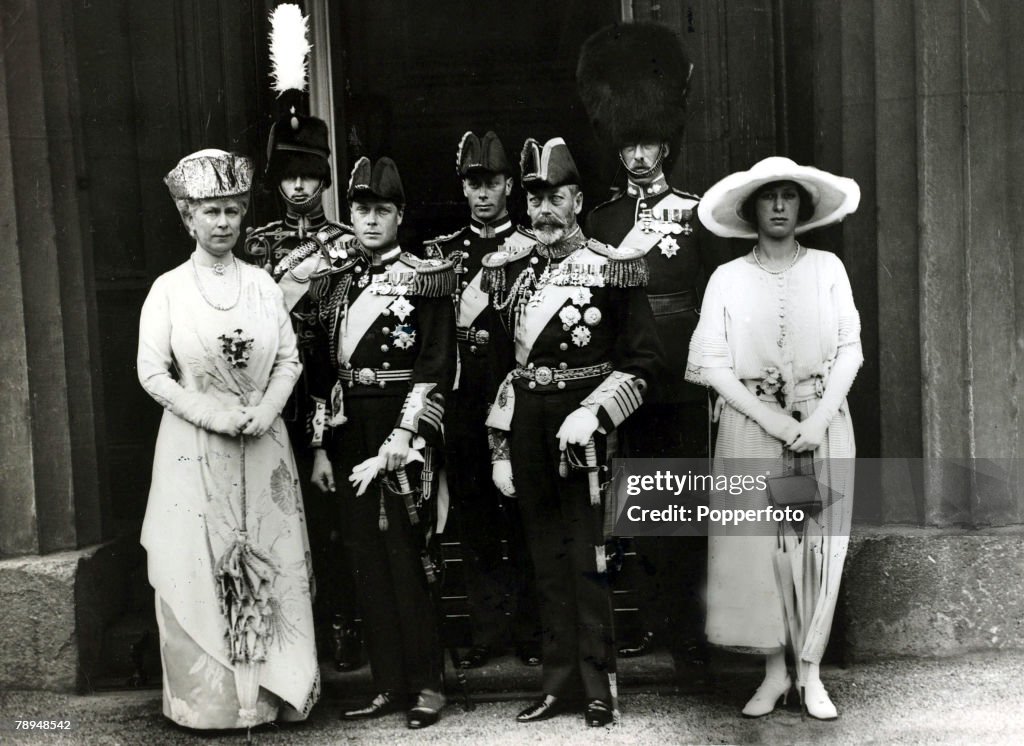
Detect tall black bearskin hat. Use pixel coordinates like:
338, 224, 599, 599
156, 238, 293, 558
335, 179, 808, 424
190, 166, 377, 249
263, 4, 332, 189
457, 131, 513, 177
576, 22, 693, 148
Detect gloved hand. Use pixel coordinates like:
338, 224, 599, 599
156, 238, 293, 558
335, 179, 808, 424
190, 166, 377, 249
788, 410, 828, 453
349, 456, 385, 497
240, 403, 277, 438
556, 407, 600, 451
492, 460, 516, 498
759, 410, 802, 447
205, 409, 250, 436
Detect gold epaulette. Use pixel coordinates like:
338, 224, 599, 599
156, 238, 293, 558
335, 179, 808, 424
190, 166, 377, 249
481, 239, 536, 294
398, 252, 457, 297
576, 239, 650, 287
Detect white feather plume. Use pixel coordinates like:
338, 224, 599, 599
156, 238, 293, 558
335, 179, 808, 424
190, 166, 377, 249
269, 4, 310, 94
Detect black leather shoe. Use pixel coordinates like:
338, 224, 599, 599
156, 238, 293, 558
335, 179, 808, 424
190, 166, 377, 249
517, 694, 569, 723
406, 689, 444, 729
585, 699, 614, 727
340, 691, 401, 720
458, 645, 491, 669
516, 644, 542, 667
618, 630, 655, 657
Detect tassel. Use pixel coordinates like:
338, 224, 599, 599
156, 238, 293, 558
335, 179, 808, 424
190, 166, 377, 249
378, 492, 388, 531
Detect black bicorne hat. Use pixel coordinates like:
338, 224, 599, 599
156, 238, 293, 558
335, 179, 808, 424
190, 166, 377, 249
576, 22, 693, 147
347, 156, 405, 205
520, 137, 581, 191
457, 131, 513, 177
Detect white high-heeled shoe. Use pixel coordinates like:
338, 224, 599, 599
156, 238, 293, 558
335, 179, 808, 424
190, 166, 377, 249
801, 678, 838, 720
741, 675, 793, 717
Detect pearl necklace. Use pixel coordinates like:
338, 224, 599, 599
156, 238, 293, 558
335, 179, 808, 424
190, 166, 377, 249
191, 254, 241, 310
753, 243, 803, 274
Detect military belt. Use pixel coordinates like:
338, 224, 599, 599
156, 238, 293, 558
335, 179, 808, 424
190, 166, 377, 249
456, 327, 491, 346
648, 289, 698, 316
338, 366, 413, 388
515, 362, 613, 390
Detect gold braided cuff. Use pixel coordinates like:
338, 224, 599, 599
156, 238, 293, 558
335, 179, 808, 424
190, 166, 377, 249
580, 371, 647, 433
397, 382, 444, 440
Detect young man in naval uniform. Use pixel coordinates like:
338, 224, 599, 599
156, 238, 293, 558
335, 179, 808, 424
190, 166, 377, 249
305, 156, 456, 729
243, 9, 362, 673
578, 21, 721, 667
423, 131, 541, 671
483, 138, 664, 727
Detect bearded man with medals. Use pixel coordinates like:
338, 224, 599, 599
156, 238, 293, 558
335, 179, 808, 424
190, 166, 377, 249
483, 138, 664, 727
424, 131, 542, 670
304, 156, 456, 729
578, 22, 719, 668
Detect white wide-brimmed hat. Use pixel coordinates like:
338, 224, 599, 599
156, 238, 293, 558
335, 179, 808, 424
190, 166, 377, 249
697, 156, 860, 239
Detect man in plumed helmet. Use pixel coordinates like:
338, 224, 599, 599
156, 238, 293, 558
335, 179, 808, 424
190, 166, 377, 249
304, 156, 456, 729
578, 21, 719, 667
423, 131, 542, 671
243, 3, 362, 673
483, 138, 664, 726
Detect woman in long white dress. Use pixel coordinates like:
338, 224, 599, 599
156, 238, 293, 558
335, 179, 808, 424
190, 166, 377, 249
137, 149, 319, 729
687, 157, 862, 720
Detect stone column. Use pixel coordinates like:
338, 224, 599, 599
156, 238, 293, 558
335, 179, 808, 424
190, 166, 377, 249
0, 0, 106, 558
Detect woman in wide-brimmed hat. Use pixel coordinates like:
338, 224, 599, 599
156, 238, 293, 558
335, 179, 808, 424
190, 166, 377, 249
137, 149, 319, 729
686, 157, 863, 720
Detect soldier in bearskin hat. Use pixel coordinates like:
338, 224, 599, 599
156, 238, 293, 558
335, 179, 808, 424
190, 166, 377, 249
577, 21, 719, 667
423, 132, 542, 671
483, 138, 664, 726
305, 155, 457, 729
243, 4, 362, 673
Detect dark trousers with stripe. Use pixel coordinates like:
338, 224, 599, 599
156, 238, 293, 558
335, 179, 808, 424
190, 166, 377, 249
329, 395, 442, 696
621, 400, 709, 659
509, 387, 615, 702
447, 381, 541, 652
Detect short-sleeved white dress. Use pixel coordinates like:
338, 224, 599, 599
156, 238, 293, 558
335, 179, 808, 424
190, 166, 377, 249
686, 248, 860, 666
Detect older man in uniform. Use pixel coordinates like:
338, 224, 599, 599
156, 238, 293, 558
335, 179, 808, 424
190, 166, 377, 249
484, 138, 663, 726
578, 22, 719, 665
244, 10, 362, 672
305, 157, 456, 729
424, 131, 542, 670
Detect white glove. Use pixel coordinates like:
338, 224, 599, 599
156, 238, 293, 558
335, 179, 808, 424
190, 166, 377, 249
556, 407, 600, 451
206, 409, 249, 436
349, 456, 385, 497
492, 460, 516, 498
